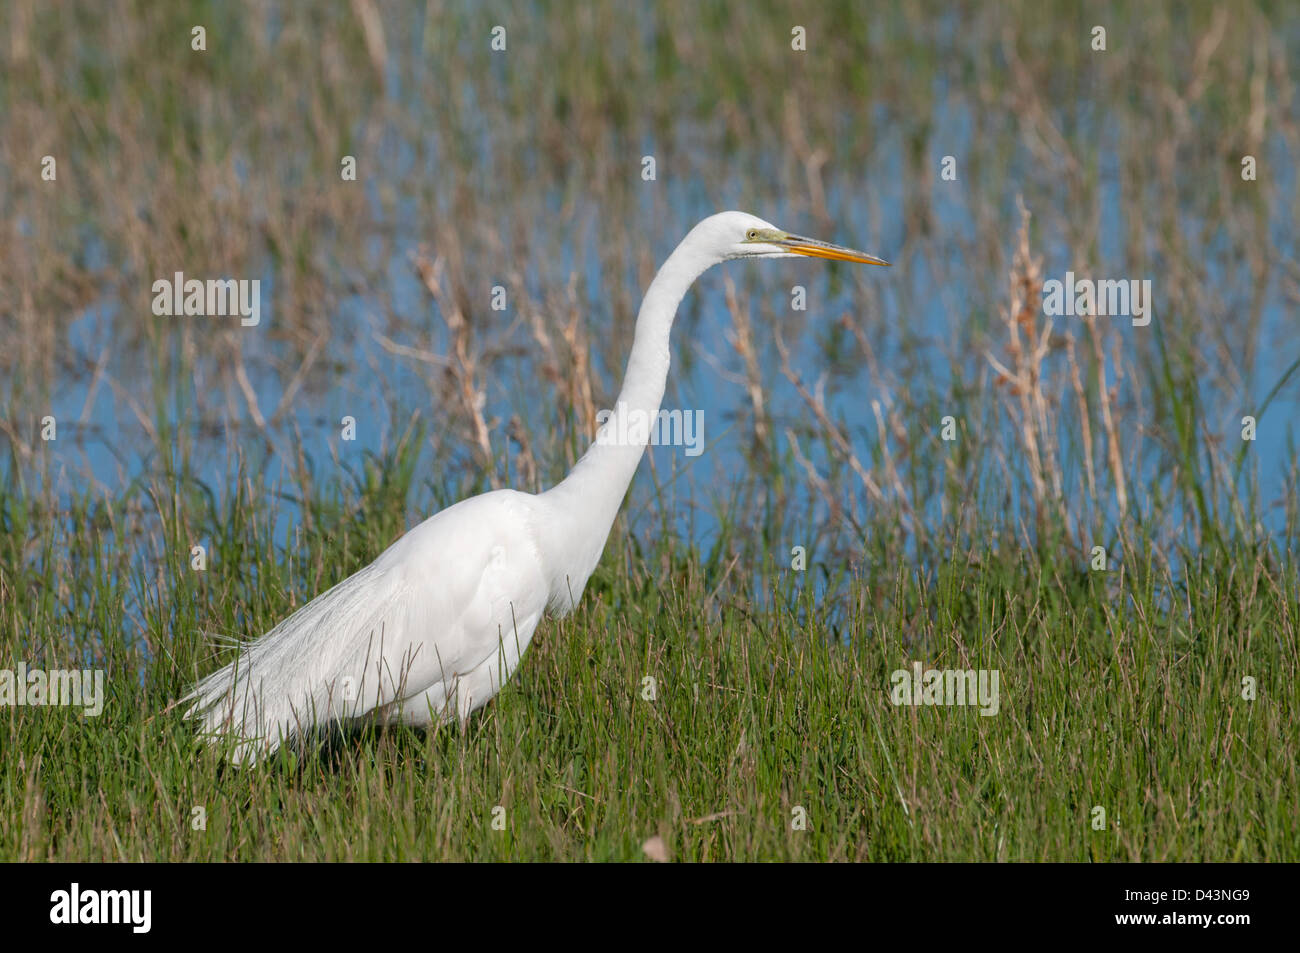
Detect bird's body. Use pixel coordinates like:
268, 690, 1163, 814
184, 211, 887, 761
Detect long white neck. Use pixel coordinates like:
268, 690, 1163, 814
539, 233, 715, 604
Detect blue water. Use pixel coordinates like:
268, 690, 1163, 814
14, 81, 1299, 591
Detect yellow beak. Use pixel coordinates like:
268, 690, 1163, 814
779, 234, 891, 266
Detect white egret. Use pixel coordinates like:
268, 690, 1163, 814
183, 210, 889, 762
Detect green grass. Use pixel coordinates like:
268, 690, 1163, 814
2, 441, 1295, 862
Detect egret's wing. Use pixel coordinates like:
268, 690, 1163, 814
183, 490, 549, 761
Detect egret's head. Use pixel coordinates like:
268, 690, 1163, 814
696, 210, 890, 267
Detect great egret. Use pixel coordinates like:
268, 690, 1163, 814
184, 210, 889, 762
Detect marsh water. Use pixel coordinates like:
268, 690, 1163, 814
3, 3, 1297, 588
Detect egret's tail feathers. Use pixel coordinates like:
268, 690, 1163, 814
181, 563, 417, 763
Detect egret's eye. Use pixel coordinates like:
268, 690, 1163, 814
745, 228, 758, 240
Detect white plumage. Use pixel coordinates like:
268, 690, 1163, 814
182, 211, 888, 761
